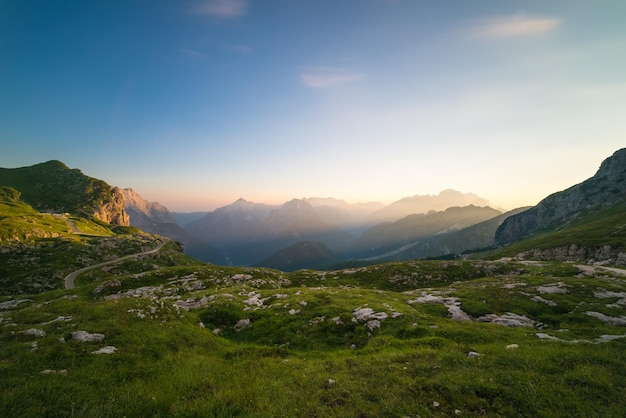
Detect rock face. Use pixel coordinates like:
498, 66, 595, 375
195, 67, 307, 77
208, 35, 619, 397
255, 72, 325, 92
495, 148, 626, 245
93, 187, 130, 226
121, 188, 189, 242
121, 188, 176, 225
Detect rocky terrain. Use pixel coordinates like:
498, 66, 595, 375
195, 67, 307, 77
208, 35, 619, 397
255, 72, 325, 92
495, 148, 626, 245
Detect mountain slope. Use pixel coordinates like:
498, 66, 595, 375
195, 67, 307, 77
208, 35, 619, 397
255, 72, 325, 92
0, 160, 129, 225
495, 148, 626, 245
390, 207, 530, 261
351, 205, 502, 258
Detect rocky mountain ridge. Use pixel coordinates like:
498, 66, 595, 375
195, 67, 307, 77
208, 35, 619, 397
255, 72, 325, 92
495, 148, 626, 245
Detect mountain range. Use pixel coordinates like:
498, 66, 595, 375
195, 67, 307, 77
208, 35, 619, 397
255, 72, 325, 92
1, 148, 625, 271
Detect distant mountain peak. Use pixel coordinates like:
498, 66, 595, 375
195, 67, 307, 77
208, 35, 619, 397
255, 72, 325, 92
370, 189, 492, 222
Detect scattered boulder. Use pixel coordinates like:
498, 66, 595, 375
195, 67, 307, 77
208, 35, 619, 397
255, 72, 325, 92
536, 284, 568, 294
0, 299, 31, 310
92, 346, 117, 354
477, 313, 535, 327
408, 294, 471, 321
40, 369, 67, 375
235, 319, 251, 330
366, 320, 381, 331
71, 331, 105, 342
531, 296, 557, 306
586, 311, 626, 326
20, 328, 46, 337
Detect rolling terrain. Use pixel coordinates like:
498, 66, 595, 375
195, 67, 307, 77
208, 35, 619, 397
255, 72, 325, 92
1, 148, 625, 416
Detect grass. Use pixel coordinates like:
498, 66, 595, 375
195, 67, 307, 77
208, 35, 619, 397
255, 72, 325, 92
2, 258, 625, 417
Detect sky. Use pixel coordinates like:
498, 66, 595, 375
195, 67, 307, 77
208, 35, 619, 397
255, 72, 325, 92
1, 0, 625, 212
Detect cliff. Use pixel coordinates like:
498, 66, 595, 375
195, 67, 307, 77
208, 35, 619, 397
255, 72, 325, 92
495, 148, 626, 245
93, 187, 130, 226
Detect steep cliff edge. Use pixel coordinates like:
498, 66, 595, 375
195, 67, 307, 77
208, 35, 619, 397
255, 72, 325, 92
93, 187, 130, 226
121, 188, 191, 244
495, 148, 626, 245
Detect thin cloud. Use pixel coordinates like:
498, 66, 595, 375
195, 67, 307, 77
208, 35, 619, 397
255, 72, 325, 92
223, 44, 253, 54
180, 48, 207, 60
300, 67, 365, 89
468, 14, 561, 39
194, 0, 248, 18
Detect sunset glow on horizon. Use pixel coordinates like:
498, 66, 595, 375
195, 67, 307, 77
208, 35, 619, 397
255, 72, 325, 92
1, 1, 624, 212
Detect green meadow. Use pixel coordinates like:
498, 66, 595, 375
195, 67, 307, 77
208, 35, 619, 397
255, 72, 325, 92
2, 258, 625, 417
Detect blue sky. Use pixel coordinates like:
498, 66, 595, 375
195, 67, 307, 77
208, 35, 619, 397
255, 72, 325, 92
1, 0, 625, 211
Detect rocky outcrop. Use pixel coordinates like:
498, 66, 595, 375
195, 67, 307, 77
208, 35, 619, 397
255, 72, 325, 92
514, 245, 626, 266
120, 188, 191, 243
92, 187, 130, 226
495, 148, 626, 245
121, 188, 176, 225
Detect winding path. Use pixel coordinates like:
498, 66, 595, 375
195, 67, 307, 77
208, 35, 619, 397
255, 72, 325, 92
64, 238, 170, 289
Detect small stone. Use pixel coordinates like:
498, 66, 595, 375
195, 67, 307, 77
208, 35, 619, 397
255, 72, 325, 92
506, 344, 519, 349
198, 322, 205, 328
72, 330, 105, 343
327, 378, 336, 386
92, 346, 117, 355
235, 318, 250, 329
21, 328, 46, 337
433, 401, 440, 407
455, 409, 462, 415
468, 351, 480, 358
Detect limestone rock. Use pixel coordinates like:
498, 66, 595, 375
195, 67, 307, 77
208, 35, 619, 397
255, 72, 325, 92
72, 330, 105, 342
92, 187, 129, 226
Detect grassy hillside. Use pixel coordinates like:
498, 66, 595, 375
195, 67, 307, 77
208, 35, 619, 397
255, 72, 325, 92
0, 187, 198, 295
1, 259, 625, 417
0, 160, 115, 218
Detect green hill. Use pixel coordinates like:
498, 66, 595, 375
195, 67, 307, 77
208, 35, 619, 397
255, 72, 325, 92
0, 160, 128, 225
254, 241, 339, 271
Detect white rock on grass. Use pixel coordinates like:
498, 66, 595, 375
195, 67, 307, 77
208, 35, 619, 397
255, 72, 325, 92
586, 311, 626, 326
235, 319, 251, 329
366, 320, 381, 331
71, 331, 105, 342
92, 346, 117, 355
20, 328, 46, 337
477, 313, 535, 327
40, 369, 67, 375
531, 296, 557, 306
506, 344, 519, 349
536, 284, 568, 294
0, 299, 31, 310
468, 351, 481, 358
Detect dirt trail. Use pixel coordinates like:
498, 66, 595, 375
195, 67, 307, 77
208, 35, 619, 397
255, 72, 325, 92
64, 238, 170, 289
